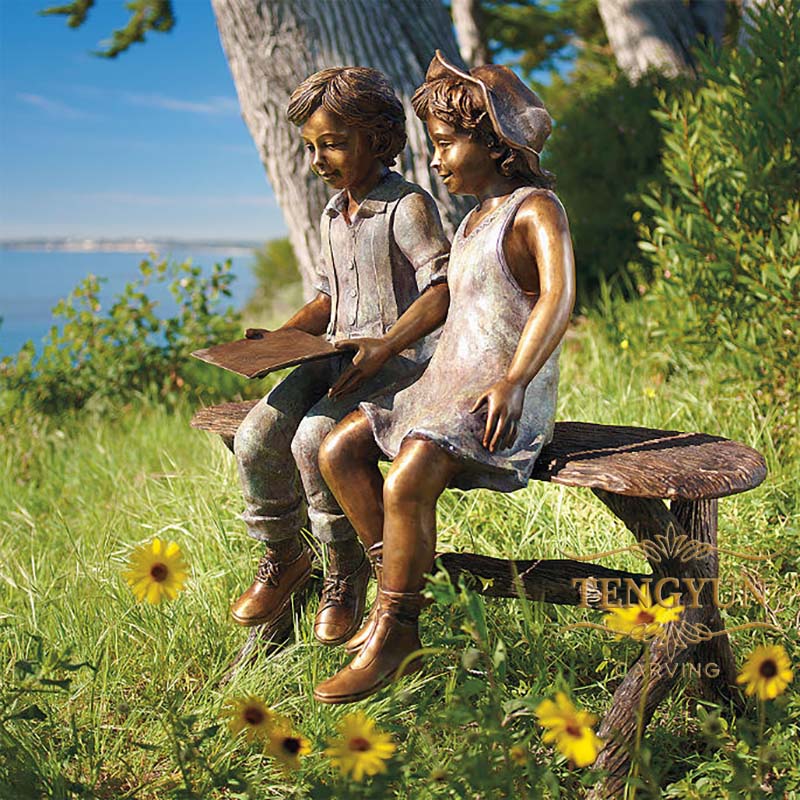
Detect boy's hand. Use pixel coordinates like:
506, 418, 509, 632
328, 338, 394, 399
469, 379, 525, 453
244, 328, 270, 339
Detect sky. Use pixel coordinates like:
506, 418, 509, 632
0, 0, 286, 241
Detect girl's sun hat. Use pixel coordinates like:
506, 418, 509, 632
426, 50, 552, 176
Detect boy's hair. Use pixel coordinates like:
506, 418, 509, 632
412, 77, 555, 189
288, 67, 407, 167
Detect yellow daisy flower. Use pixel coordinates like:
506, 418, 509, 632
535, 692, 603, 768
221, 695, 275, 742
736, 644, 793, 701
123, 538, 188, 604
325, 711, 396, 781
266, 716, 312, 770
603, 587, 683, 642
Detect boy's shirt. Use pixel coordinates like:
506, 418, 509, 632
312, 170, 450, 364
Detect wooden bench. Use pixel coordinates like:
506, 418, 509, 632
192, 401, 766, 798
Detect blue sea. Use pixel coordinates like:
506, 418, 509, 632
0, 249, 258, 358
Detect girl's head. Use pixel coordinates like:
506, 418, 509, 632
288, 67, 406, 169
412, 52, 554, 191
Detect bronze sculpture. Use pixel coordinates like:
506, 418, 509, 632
229, 66, 451, 646
312, 52, 576, 703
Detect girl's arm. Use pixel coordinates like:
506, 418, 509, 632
328, 282, 450, 399
470, 192, 575, 452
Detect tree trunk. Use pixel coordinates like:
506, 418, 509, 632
597, 0, 725, 82
211, 0, 471, 297
451, 0, 490, 67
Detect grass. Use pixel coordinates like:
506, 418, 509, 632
1, 312, 798, 799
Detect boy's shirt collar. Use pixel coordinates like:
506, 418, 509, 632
324, 170, 400, 219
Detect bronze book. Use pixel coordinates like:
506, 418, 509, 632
191, 328, 338, 379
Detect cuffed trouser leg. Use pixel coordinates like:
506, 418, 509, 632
290, 357, 424, 546
233, 361, 330, 543
292, 411, 356, 545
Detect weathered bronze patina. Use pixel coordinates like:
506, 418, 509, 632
228, 66, 451, 645
312, 51, 575, 703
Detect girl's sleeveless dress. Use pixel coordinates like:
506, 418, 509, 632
361, 187, 561, 492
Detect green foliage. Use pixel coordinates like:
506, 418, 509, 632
483, 1, 672, 295
0, 256, 247, 415
250, 238, 300, 293
545, 68, 671, 294
482, 0, 607, 79
1, 311, 798, 798
40, 0, 175, 58
244, 238, 304, 327
637, 0, 800, 407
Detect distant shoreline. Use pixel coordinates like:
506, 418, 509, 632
0, 239, 261, 257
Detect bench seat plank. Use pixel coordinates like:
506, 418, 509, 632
191, 402, 766, 501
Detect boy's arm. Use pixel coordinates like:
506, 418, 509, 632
281, 292, 332, 335
244, 292, 331, 339
328, 283, 449, 399
471, 192, 575, 452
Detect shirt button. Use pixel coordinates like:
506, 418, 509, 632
348, 261, 355, 270
350, 288, 357, 298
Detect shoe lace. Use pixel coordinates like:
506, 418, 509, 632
255, 555, 280, 586
321, 575, 349, 605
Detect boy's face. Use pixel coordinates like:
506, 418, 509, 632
301, 107, 377, 192
426, 114, 499, 196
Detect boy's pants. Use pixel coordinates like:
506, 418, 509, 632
234, 354, 420, 547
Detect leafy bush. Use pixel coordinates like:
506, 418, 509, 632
0, 256, 248, 414
545, 68, 670, 295
243, 237, 304, 326
637, 0, 800, 407
483, 0, 673, 295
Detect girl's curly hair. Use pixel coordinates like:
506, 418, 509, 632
412, 77, 554, 189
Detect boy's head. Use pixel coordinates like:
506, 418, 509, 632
288, 67, 407, 170
412, 52, 554, 189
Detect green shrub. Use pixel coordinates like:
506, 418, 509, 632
0, 256, 248, 414
243, 238, 304, 327
637, 0, 800, 408
545, 69, 670, 295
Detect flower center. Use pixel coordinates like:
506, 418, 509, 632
759, 659, 778, 678
282, 736, 302, 754
244, 707, 265, 725
150, 563, 169, 582
635, 609, 655, 625
349, 736, 372, 752
565, 723, 582, 738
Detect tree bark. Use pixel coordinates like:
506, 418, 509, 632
597, 0, 726, 82
211, 0, 471, 296
451, 0, 490, 67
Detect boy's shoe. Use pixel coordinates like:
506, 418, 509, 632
231, 539, 312, 627
313, 551, 371, 645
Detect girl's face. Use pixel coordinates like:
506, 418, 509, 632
426, 114, 500, 196
301, 107, 377, 192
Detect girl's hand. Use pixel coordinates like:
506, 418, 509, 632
470, 378, 525, 452
328, 338, 394, 399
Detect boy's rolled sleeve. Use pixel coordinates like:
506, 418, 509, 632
393, 192, 451, 293
311, 252, 331, 296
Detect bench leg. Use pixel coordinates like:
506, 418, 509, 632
586, 494, 739, 798
672, 499, 740, 709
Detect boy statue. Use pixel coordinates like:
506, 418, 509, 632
230, 67, 451, 646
